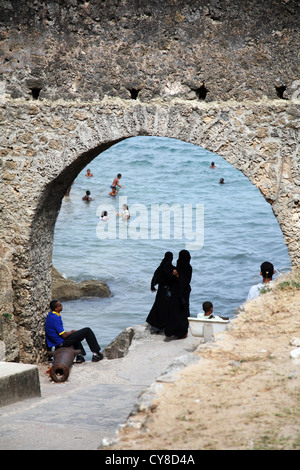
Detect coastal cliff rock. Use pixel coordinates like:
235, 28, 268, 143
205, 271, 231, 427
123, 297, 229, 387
103, 327, 135, 360
52, 267, 111, 301
103, 324, 157, 359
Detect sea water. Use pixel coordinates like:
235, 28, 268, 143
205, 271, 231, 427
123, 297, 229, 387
52, 136, 291, 354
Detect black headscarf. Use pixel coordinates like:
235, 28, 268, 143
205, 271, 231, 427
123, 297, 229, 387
164, 250, 192, 337
161, 251, 173, 267
175, 250, 192, 299
151, 251, 174, 290
176, 250, 192, 279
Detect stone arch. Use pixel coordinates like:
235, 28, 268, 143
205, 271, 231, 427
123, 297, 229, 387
0, 98, 299, 362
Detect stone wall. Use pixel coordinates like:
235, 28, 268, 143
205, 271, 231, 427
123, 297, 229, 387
0, 0, 299, 103
0, 0, 299, 362
0, 96, 299, 362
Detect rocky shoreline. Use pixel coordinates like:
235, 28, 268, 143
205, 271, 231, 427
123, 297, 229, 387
52, 266, 111, 301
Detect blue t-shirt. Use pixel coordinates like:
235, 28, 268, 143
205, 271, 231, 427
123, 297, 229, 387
45, 311, 65, 347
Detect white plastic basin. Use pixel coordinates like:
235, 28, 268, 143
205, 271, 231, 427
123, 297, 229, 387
188, 316, 229, 337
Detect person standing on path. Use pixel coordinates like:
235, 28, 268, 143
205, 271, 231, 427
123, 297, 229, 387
165, 250, 192, 340
146, 251, 175, 333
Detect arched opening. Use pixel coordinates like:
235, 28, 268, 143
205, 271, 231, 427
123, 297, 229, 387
51, 136, 291, 355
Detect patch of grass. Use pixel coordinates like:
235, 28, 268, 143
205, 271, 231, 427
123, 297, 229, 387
1, 312, 12, 322
243, 411, 265, 424
253, 430, 290, 450
277, 279, 300, 290
292, 433, 300, 449
275, 270, 300, 292
260, 285, 271, 294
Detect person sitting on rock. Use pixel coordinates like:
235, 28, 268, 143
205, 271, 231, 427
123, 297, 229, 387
45, 300, 103, 363
247, 261, 275, 301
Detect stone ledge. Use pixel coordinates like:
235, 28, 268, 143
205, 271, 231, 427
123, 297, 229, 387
0, 362, 41, 407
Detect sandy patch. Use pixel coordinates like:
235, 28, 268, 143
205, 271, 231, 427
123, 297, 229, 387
108, 270, 300, 450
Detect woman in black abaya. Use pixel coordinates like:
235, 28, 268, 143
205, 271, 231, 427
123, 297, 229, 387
165, 249, 192, 339
146, 251, 175, 332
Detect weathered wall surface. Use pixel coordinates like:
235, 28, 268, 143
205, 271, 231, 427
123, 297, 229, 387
0, 0, 299, 362
0, 97, 299, 362
1, 0, 299, 103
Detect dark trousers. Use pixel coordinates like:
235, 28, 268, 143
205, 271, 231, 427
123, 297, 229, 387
60, 327, 101, 356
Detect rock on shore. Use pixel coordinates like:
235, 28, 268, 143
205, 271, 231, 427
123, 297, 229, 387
52, 266, 111, 301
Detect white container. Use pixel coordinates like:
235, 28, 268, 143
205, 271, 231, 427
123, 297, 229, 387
188, 316, 229, 337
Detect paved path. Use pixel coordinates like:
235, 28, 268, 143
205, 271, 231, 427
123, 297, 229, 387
0, 326, 201, 450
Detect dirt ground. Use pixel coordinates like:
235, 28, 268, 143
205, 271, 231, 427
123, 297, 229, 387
108, 270, 300, 450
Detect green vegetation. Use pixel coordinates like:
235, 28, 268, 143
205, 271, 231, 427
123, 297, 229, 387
1, 312, 12, 322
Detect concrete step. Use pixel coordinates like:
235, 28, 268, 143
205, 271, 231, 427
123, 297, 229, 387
0, 362, 41, 407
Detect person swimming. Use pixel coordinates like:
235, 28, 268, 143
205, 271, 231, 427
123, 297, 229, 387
111, 173, 125, 191
109, 186, 118, 197
100, 210, 108, 221
115, 204, 130, 220
85, 169, 93, 177
82, 190, 93, 201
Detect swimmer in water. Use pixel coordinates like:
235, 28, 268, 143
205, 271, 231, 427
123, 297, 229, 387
109, 186, 118, 197
82, 190, 93, 201
85, 169, 93, 177
111, 173, 125, 191
116, 204, 130, 220
100, 210, 108, 221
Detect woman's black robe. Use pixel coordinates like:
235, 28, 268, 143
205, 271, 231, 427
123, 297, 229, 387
146, 252, 175, 330
165, 250, 192, 338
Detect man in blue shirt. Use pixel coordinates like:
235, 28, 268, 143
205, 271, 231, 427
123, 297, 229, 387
45, 300, 103, 363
